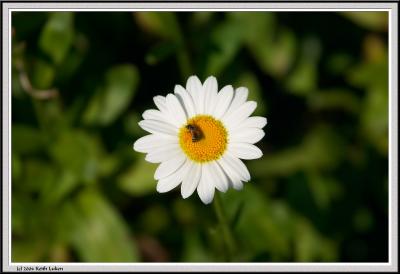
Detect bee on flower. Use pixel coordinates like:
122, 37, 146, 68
133, 75, 267, 204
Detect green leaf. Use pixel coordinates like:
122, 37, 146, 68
347, 62, 387, 88
57, 32, 89, 82
19, 160, 57, 194
43, 171, 79, 205
205, 18, 246, 76
222, 185, 338, 261
307, 89, 361, 114
16, 159, 80, 206
306, 171, 343, 210
347, 51, 388, 154
118, 159, 157, 197
221, 185, 293, 261
250, 28, 296, 78
12, 194, 59, 259
236, 13, 296, 78
361, 84, 388, 155
134, 12, 180, 39
286, 37, 321, 96
249, 126, 344, 178
12, 240, 47, 262
12, 153, 21, 181
31, 59, 55, 89
83, 64, 139, 126
340, 12, 388, 31
62, 189, 139, 262
286, 61, 317, 95
229, 12, 275, 46
12, 193, 28, 236
49, 130, 103, 183
294, 217, 337, 261
98, 154, 120, 178
182, 231, 213, 262
12, 125, 45, 155
39, 12, 74, 64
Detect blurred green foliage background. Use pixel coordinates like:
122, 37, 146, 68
11, 11, 388, 262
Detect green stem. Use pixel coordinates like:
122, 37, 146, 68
213, 192, 237, 261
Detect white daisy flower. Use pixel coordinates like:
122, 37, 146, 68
133, 75, 267, 204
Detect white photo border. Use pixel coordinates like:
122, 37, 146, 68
2, 1, 398, 272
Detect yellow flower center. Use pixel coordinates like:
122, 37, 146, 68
179, 115, 228, 163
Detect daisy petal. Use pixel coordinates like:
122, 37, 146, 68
232, 180, 243, 190
153, 95, 180, 127
139, 119, 178, 136
154, 153, 186, 180
222, 87, 249, 119
186, 75, 203, 93
228, 143, 263, 160
153, 96, 168, 114
213, 85, 234, 118
166, 93, 187, 125
224, 153, 251, 181
156, 160, 191, 193
217, 156, 244, 190
197, 165, 215, 204
233, 116, 268, 129
208, 161, 229, 192
230, 128, 265, 144
174, 85, 196, 118
181, 162, 201, 199
223, 101, 257, 129
203, 76, 218, 115
142, 109, 165, 121
145, 143, 181, 163
133, 134, 176, 153
186, 76, 203, 114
